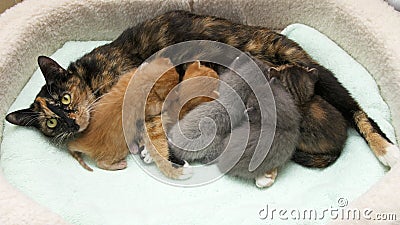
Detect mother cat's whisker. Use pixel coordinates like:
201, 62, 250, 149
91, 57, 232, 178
53, 132, 74, 147
85, 92, 120, 115
52, 133, 65, 146
46, 84, 52, 97
23, 115, 39, 126
25, 118, 38, 126
93, 101, 124, 107
86, 92, 112, 109
92, 78, 118, 97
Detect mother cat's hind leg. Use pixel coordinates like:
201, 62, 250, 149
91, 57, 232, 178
255, 168, 278, 188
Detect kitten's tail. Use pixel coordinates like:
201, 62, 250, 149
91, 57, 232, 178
291, 150, 340, 168
69, 151, 93, 172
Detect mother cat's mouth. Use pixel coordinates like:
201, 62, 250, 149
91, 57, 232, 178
74, 107, 90, 133
63, 104, 90, 134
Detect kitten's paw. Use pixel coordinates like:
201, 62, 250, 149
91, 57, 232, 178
169, 156, 193, 180
255, 176, 275, 188
378, 144, 400, 167
255, 169, 278, 188
140, 147, 153, 164
177, 161, 193, 180
114, 160, 128, 170
159, 160, 193, 180
97, 159, 127, 170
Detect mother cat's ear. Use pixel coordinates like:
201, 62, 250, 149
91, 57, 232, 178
6, 107, 37, 126
38, 56, 67, 85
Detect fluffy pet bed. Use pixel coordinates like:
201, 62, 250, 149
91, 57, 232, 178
0, 0, 400, 224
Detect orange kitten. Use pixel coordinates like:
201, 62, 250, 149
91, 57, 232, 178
68, 58, 178, 171
178, 61, 219, 118
142, 61, 219, 179
68, 59, 219, 180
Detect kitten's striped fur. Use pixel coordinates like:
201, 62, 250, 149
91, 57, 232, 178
270, 64, 347, 168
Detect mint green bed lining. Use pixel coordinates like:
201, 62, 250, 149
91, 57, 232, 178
0, 24, 393, 225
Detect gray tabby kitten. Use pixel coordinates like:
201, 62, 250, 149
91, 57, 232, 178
168, 55, 301, 188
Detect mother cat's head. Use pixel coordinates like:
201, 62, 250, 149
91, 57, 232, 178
6, 56, 93, 140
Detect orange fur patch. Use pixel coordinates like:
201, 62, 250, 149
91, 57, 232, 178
35, 97, 54, 116
178, 61, 219, 118
354, 111, 389, 156
310, 102, 326, 121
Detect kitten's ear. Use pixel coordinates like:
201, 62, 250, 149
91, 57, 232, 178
307, 68, 319, 83
194, 60, 201, 68
38, 56, 66, 85
269, 67, 280, 78
186, 61, 202, 71
6, 108, 37, 127
269, 77, 278, 84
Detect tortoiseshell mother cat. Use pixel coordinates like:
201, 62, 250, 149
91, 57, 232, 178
6, 10, 399, 170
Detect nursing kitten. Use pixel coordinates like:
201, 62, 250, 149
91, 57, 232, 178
217, 77, 301, 188
68, 59, 218, 179
6, 10, 397, 169
177, 61, 219, 118
142, 61, 219, 179
269, 65, 348, 167
168, 54, 301, 188
68, 58, 179, 171
68, 69, 135, 171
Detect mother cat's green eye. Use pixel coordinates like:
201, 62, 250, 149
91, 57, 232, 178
61, 94, 71, 105
46, 118, 57, 128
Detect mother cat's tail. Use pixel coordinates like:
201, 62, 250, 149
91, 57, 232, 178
353, 110, 400, 167
311, 63, 400, 167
